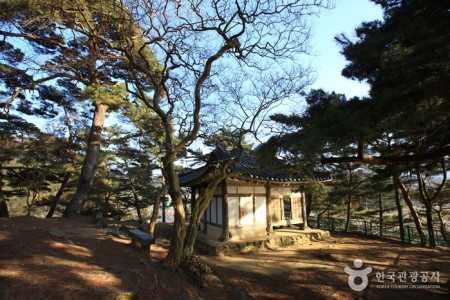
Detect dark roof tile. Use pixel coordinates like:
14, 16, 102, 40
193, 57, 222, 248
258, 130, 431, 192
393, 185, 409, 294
179, 146, 331, 186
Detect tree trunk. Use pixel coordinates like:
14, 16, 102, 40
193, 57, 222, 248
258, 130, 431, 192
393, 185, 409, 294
63, 103, 108, 217
424, 202, 435, 247
162, 157, 186, 267
220, 180, 229, 241
0, 201, 9, 217
46, 171, 72, 218
162, 198, 166, 223
183, 193, 201, 259
306, 192, 312, 218
183, 183, 219, 259
436, 207, 450, 247
103, 188, 110, 215
148, 183, 166, 236
317, 200, 331, 228
130, 181, 143, 224
415, 163, 445, 248
393, 180, 405, 242
104, 192, 112, 217
393, 175, 426, 246
379, 192, 383, 237
26, 189, 33, 216
344, 193, 352, 233
344, 167, 353, 233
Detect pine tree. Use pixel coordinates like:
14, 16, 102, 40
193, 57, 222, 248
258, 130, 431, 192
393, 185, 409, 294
0, 1, 160, 216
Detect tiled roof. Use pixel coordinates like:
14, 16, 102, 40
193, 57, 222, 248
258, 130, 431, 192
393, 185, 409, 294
178, 166, 211, 186
179, 146, 331, 186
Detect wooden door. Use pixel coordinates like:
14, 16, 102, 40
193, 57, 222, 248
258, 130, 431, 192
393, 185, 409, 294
270, 197, 282, 222
291, 196, 302, 220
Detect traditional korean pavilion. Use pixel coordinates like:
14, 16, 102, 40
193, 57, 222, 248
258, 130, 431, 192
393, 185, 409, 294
179, 146, 331, 241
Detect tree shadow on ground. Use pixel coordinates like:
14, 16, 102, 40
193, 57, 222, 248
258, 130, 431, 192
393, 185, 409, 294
0, 217, 229, 300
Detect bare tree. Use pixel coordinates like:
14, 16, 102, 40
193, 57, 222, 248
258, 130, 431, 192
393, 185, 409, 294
113, 0, 330, 266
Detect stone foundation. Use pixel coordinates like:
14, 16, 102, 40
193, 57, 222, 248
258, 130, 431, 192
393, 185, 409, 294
196, 229, 330, 256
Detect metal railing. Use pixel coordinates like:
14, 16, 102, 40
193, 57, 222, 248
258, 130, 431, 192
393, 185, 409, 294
308, 216, 448, 247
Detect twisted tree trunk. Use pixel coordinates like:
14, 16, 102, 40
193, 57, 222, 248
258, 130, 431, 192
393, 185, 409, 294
393, 180, 405, 242
436, 206, 450, 247
183, 177, 223, 259
148, 182, 166, 236
47, 171, 72, 218
393, 175, 426, 246
162, 157, 186, 267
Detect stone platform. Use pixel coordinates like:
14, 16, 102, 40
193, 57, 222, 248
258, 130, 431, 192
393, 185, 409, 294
195, 227, 330, 256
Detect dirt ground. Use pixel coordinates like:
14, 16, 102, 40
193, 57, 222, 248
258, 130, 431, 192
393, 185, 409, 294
0, 217, 449, 300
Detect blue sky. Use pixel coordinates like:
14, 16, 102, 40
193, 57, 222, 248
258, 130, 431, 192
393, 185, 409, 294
308, 0, 383, 98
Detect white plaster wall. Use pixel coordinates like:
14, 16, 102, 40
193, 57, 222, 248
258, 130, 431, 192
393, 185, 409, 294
291, 191, 302, 198
282, 187, 294, 195
270, 188, 282, 198
254, 196, 266, 224
238, 186, 254, 194
255, 186, 265, 194
227, 186, 237, 194
240, 196, 254, 225
228, 196, 239, 226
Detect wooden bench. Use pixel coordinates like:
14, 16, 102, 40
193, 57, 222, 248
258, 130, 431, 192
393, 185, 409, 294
128, 229, 156, 252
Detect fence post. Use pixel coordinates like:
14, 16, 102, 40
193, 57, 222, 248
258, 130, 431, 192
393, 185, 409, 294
317, 216, 321, 229
331, 218, 335, 231
364, 221, 368, 235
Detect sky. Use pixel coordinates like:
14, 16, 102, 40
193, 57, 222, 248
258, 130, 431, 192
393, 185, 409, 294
307, 0, 383, 98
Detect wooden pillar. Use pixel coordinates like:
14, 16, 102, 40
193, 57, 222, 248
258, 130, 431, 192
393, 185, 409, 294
220, 179, 229, 241
300, 185, 308, 229
265, 184, 273, 233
